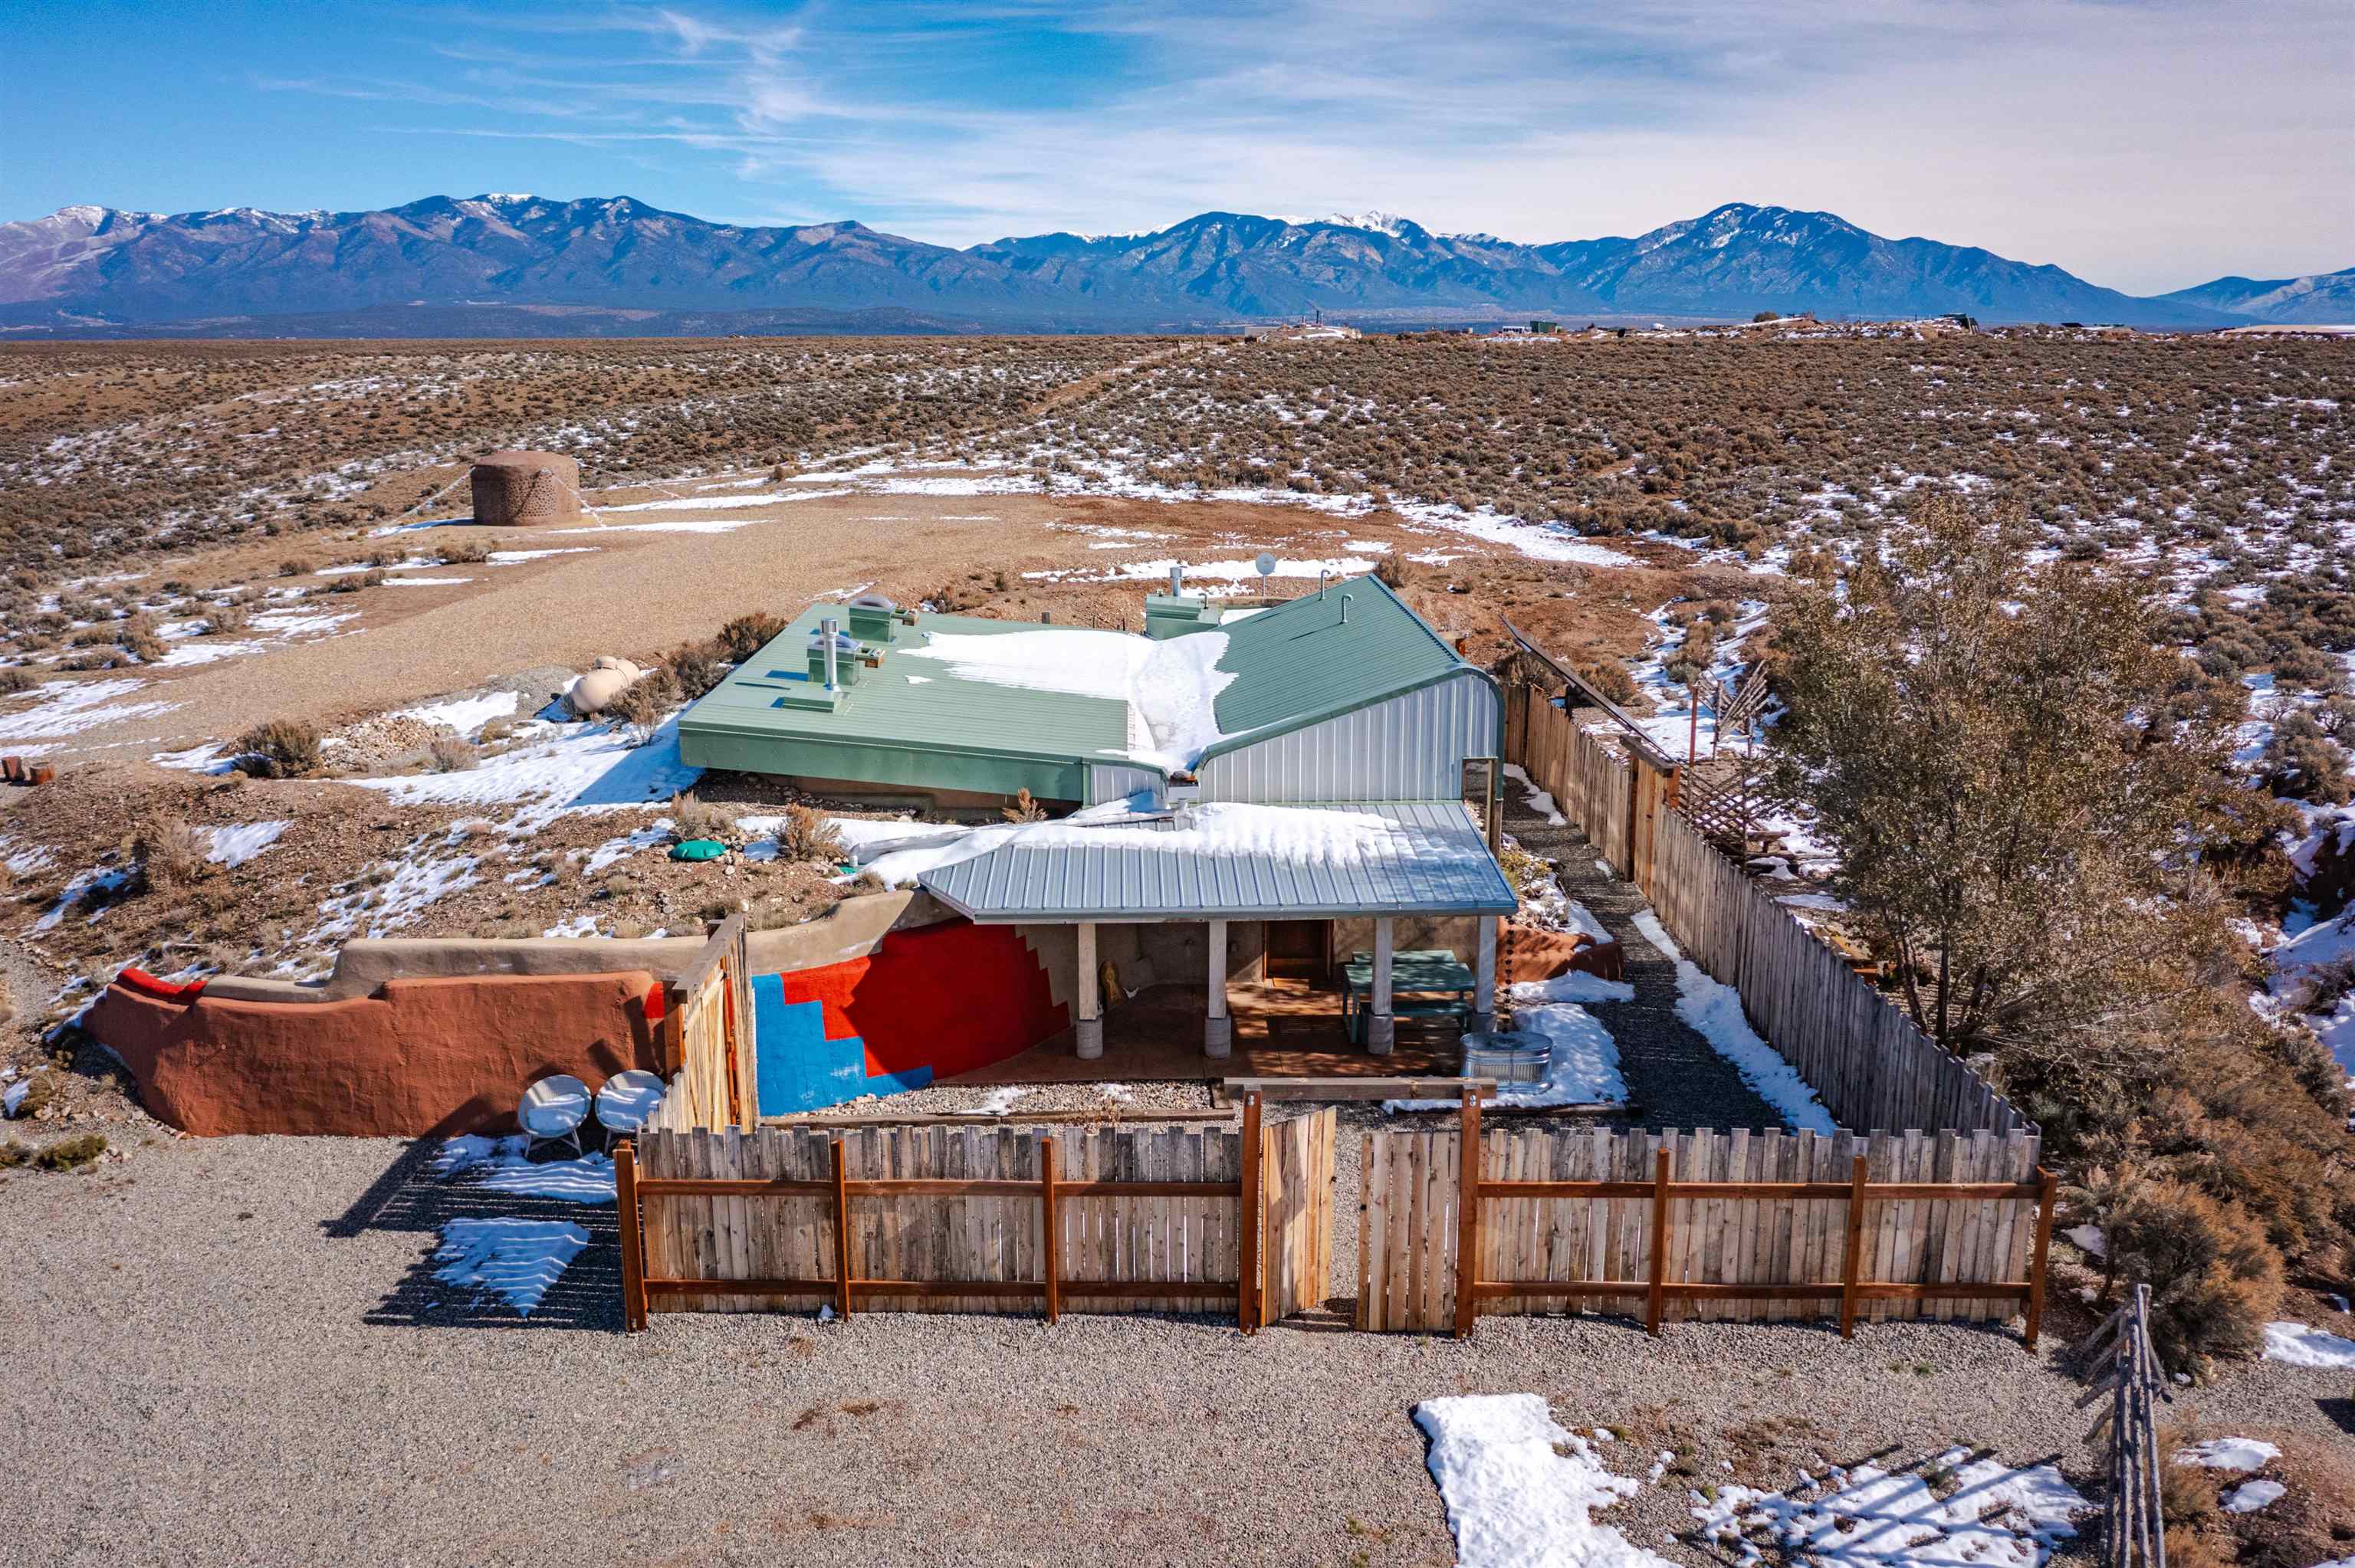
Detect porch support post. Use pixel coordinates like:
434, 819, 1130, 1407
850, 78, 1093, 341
1204, 918, 1233, 1058
1074, 920, 1103, 1059
1470, 916, 1497, 1036
1368, 917, 1396, 1055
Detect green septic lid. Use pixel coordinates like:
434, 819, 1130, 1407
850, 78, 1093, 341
669, 838, 728, 862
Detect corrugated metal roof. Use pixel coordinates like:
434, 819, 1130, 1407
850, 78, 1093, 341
678, 605, 1128, 762
916, 799, 1517, 923
676, 579, 1489, 782
1204, 576, 1479, 757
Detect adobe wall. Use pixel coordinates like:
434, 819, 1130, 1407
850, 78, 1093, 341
198, 891, 957, 1003
89, 970, 660, 1138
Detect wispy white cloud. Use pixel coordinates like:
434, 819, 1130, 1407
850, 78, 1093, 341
259, 0, 2355, 292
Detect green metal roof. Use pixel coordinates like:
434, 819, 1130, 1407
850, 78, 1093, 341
1199, 575, 1480, 762
677, 605, 1128, 795
675, 578, 1485, 791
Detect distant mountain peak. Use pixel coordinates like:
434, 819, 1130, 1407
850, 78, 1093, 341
1276, 209, 1422, 238
0, 192, 2297, 333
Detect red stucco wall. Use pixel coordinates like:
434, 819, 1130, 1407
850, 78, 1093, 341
89, 970, 660, 1137
770, 918, 1067, 1083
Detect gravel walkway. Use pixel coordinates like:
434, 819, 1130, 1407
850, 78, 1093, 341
1502, 786, 1788, 1132
8, 1137, 2351, 1567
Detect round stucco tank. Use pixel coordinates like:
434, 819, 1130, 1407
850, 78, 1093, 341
470, 450, 583, 526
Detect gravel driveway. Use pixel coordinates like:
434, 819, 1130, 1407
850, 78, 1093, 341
8, 1137, 2350, 1568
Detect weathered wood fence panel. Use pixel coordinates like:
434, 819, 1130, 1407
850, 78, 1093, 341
642, 914, 757, 1134
1260, 1106, 1336, 1322
1515, 686, 2029, 1138
620, 1104, 1339, 1331
1355, 1112, 2051, 1337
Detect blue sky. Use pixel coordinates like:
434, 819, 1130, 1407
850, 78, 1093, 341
7, 0, 2351, 294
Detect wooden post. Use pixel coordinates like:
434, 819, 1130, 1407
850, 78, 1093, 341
615, 1137, 647, 1333
1204, 918, 1233, 1058
1041, 1134, 1062, 1324
659, 985, 683, 1077
2024, 1166, 2058, 1349
1839, 1153, 1869, 1338
1455, 1091, 1482, 1337
1470, 917, 1497, 1035
1238, 1093, 1263, 1332
830, 1137, 853, 1323
1645, 1146, 1670, 1336
1368, 917, 1395, 1055
1074, 923, 1102, 1060
719, 955, 744, 1130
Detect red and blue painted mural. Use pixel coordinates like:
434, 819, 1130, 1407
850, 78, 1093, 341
751, 919, 1068, 1115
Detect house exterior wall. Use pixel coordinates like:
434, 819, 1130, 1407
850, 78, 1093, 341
1086, 762, 1164, 806
1197, 672, 1500, 803
679, 727, 1090, 805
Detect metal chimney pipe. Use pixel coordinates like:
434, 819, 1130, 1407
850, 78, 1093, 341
1339, 593, 1352, 625
821, 616, 839, 690
1318, 569, 1330, 599
1168, 563, 1184, 597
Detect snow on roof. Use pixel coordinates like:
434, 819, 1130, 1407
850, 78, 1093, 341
900, 799, 1517, 921
898, 625, 1234, 772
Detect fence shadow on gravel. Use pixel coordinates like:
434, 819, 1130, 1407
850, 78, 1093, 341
331, 1137, 625, 1332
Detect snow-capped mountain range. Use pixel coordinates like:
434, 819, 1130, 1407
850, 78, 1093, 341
0, 194, 2338, 337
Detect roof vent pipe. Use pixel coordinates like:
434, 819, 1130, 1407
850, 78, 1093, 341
1318, 569, 1330, 599
821, 616, 839, 690
1339, 592, 1352, 625
1168, 563, 1184, 598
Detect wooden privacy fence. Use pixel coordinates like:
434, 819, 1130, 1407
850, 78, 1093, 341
643, 914, 757, 1134
1509, 677, 2032, 1138
616, 1101, 1336, 1331
1358, 1098, 2055, 1339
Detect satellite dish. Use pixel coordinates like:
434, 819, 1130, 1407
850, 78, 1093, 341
1254, 552, 1276, 579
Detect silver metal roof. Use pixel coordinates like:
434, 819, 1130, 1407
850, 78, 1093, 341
917, 800, 1517, 923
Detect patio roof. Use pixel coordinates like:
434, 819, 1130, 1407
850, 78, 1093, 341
913, 799, 1517, 923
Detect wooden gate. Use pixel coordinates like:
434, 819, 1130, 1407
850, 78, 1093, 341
1257, 1108, 1336, 1323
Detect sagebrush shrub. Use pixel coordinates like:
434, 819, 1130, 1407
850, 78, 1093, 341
233, 720, 320, 778
777, 804, 846, 863
133, 817, 208, 891
608, 668, 679, 731
714, 612, 788, 663
668, 791, 736, 843
2103, 1177, 2282, 1366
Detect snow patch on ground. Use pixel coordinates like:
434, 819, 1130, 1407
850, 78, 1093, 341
1632, 910, 1839, 1133
1412, 1393, 1676, 1568
2222, 1480, 2286, 1514
432, 1134, 616, 1203
347, 715, 700, 825
398, 691, 521, 738
433, 1217, 590, 1317
205, 822, 287, 868
2262, 1320, 2355, 1367
2173, 1438, 2280, 1472
0, 677, 181, 741
1503, 763, 1565, 826
1694, 1448, 2091, 1568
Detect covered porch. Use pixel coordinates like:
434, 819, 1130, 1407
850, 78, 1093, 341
915, 799, 1519, 1079
948, 970, 1470, 1085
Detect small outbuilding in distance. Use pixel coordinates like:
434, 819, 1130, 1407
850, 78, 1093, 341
469, 449, 583, 526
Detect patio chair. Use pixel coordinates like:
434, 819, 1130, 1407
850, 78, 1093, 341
594, 1070, 667, 1150
518, 1074, 591, 1158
